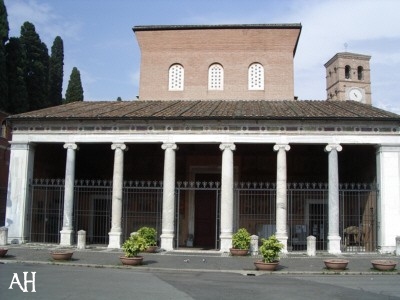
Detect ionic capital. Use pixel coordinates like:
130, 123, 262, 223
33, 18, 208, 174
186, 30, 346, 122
325, 144, 343, 153
219, 143, 236, 151
111, 143, 128, 151
273, 144, 291, 152
63, 143, 78, 150
161, 143, 178, 151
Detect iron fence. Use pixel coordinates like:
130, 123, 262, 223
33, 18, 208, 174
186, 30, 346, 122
27, 179, 377, 252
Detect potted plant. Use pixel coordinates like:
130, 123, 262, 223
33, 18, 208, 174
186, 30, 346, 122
230, 228, 251, 256
0, 247, 8, 258
254, 235, 284, 271
323, 259, 349, 270
137, 227, 158, 253
120, 233, 148, 266
50, 249, 74, 261
370, 259, 397, 271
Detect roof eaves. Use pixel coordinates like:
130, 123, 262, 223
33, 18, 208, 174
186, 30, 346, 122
133, 23, 302, 32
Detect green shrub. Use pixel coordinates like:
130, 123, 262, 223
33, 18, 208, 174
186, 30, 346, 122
259, 235, 284, 263
122, 234, 148, 257
137, 227, 157, 246
232, 228, 251, 249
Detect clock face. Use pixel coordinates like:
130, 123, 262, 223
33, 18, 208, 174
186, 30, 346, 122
349, 88, 363, 101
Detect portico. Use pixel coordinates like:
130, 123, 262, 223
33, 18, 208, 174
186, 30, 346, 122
5, 100, 400, 253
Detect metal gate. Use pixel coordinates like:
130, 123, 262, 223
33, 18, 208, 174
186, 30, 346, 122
175, 181, 221, 249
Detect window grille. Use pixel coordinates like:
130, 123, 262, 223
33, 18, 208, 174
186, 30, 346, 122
168, 64, 184, 91
208, 64, 224, 90
248, 63, 264, 90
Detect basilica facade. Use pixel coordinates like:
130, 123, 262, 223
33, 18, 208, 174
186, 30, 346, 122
5, 24, 400, 254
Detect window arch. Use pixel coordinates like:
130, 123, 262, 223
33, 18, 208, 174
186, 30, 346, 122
248, 63, 264, 90
345, 65, 351, 79
208, 63, 224, 90
357, 66, 364, 80
168, 64, 184, 91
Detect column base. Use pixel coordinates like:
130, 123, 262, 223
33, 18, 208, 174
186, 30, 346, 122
275, 233, 288, 253
379, 246, 396, 254
160, 233, 174, 251
60, 229, 74, 246
328, 235, 342, 254
108, 231, 122, 249
219, 233, 232, 252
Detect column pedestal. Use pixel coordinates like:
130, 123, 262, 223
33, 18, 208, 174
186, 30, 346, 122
60, 229, 74, 246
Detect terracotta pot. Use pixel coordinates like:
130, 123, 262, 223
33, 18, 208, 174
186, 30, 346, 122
324, 259, 349, 270
120, 256, 144, 266
254, 260, 279, 271
51, 251, 74, 261
0, 248, 8, 258
144, 245, 158, 253
371, 260, 397, 271
229, 248, 249, 256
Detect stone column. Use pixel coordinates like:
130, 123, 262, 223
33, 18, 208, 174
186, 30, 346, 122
219, 143, 236, 252
60, 143, 78, 246
108, 143, 127, 249
160, 143, 178, 251
376, 145, 400, 253
5, 142, 35, 244
325, 144, 342, 254
273, 144, 290, 252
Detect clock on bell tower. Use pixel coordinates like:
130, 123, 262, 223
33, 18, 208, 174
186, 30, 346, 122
324, 52, 372, 105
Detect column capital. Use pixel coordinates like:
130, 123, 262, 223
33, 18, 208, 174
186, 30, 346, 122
63, 143, 78, 150
325, 144, 342, 152
219, 143, 236, 151
273, 144, 290, 152
161, 143, 178, 150
111, 143, 128, 151
10, 141, 35, 151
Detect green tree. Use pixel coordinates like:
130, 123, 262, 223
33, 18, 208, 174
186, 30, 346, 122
0, 0, 9, 111
0, 0, 8, 44
20, 21, 49, 111
6, 38, 28, 113
65, 67, 83, 103
48, 36, 64, 106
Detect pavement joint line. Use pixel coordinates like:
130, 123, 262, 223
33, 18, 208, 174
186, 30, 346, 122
1, 259, 399, 275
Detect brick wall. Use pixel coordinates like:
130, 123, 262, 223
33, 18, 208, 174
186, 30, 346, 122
135, 27, 301, 101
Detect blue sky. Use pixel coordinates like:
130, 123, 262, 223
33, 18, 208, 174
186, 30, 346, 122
4, 0, 400, 114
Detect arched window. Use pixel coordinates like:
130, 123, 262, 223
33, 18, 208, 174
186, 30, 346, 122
168, 64, 184, 91
208, 63, 224, 90
345, 65, 351, 79
357, 66, 363, 80
248, 63, 264, 90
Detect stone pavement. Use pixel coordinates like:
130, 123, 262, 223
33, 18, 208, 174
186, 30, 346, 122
0, 244, 399, 275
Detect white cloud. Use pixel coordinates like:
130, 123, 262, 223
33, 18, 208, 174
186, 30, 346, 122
5, 0, 82, 46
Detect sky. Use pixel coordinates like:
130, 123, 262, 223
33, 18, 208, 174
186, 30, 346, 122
4, 0, 400, 114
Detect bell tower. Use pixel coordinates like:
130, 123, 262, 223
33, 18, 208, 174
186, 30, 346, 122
324, 52, 371, 105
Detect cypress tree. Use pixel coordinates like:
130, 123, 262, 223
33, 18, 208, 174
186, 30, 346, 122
48, 36, 63, 106
65, 67, 84, 103
20, 21, 49, 111
0, 0, 9, 111
6, 38, 28, 113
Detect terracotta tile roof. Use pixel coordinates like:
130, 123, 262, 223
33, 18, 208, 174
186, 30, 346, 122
8, 100, 400, 122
